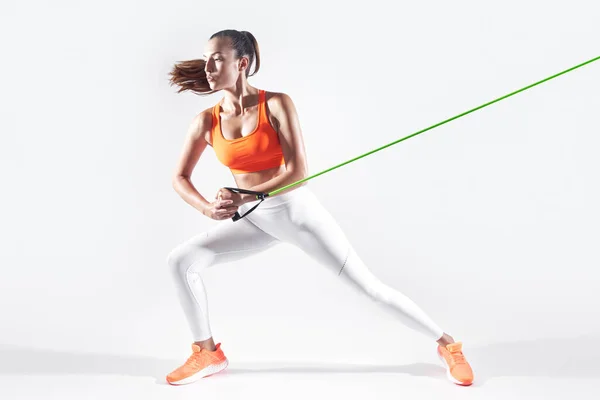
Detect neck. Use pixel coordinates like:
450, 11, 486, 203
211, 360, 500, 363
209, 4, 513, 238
220, 80, 258, 115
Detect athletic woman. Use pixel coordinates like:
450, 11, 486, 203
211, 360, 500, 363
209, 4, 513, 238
166, 29, 474, 386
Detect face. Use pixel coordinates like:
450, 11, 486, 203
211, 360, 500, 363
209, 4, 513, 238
203, 37, 249, 90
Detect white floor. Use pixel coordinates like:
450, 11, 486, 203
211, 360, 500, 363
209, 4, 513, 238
2, 334, 599, 400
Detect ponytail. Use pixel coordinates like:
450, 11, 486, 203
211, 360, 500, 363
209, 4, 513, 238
168, 59, 215, 96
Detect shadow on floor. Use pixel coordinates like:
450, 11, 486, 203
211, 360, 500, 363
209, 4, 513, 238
1, 333, 598, 386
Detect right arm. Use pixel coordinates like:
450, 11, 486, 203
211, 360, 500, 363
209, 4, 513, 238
171, 109, 241, 220
171, 110, 212, 215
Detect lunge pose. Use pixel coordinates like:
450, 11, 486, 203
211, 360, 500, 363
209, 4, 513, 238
166, 29, 474, 386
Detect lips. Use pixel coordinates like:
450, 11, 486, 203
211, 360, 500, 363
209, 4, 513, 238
207, 75, 216, 81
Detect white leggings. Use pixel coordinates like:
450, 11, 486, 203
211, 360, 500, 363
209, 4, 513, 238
166, 185, 445, 342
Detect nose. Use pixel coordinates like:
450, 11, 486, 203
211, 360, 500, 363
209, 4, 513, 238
204, 58, 215, 73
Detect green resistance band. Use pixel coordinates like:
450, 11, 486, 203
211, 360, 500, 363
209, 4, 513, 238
226, 54, 600, 222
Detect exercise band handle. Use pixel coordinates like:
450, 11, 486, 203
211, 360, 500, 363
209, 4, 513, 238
223, 187, 269, 221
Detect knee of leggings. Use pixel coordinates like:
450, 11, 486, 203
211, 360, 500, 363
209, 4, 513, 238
358, 276, 389, 303
166, 245, 213, 280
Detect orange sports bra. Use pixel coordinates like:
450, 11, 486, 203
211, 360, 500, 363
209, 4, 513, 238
211, 89, 285, 174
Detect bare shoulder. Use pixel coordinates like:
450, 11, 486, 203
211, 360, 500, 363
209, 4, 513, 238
188, 106, 215, 144
194, 107, 214, 135
265, 90, 295, 108
264, 90, 298, 122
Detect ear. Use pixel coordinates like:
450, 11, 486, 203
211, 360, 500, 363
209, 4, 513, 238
238, 56, 249, 73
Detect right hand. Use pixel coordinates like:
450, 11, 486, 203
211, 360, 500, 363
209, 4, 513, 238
203, 197, 239, 220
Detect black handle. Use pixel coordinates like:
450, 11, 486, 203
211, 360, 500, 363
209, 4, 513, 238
223, 187, 269, 221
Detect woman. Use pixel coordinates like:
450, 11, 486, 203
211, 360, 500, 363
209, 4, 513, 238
166, 29, 474, 386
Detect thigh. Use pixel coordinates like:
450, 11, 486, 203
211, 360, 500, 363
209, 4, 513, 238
274, 190, 351, 275
168, 217, 280, 272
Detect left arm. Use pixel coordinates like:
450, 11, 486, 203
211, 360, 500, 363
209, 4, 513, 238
244, 92, 309, 199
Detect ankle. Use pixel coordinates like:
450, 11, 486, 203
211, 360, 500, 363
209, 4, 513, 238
194, 338, 217, 352
437, 333, 455, 347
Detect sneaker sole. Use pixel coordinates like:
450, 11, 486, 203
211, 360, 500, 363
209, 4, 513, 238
437, 351, 473, 386
167, 358, 229, 386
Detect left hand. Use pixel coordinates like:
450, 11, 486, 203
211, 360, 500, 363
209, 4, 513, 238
215, 187, 248, 207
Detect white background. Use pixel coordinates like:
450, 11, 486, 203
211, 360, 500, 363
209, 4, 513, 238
1, 0, 599, 398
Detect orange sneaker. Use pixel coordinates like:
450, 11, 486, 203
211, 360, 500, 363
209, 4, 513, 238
437, 341, 474, 386
166, 343, 229, 385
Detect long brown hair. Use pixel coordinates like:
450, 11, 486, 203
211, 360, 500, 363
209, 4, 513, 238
168, 29, 261, 96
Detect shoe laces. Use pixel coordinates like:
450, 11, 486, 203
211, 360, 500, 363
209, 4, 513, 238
449, 350, 466, 364
184, 351, 204, 368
